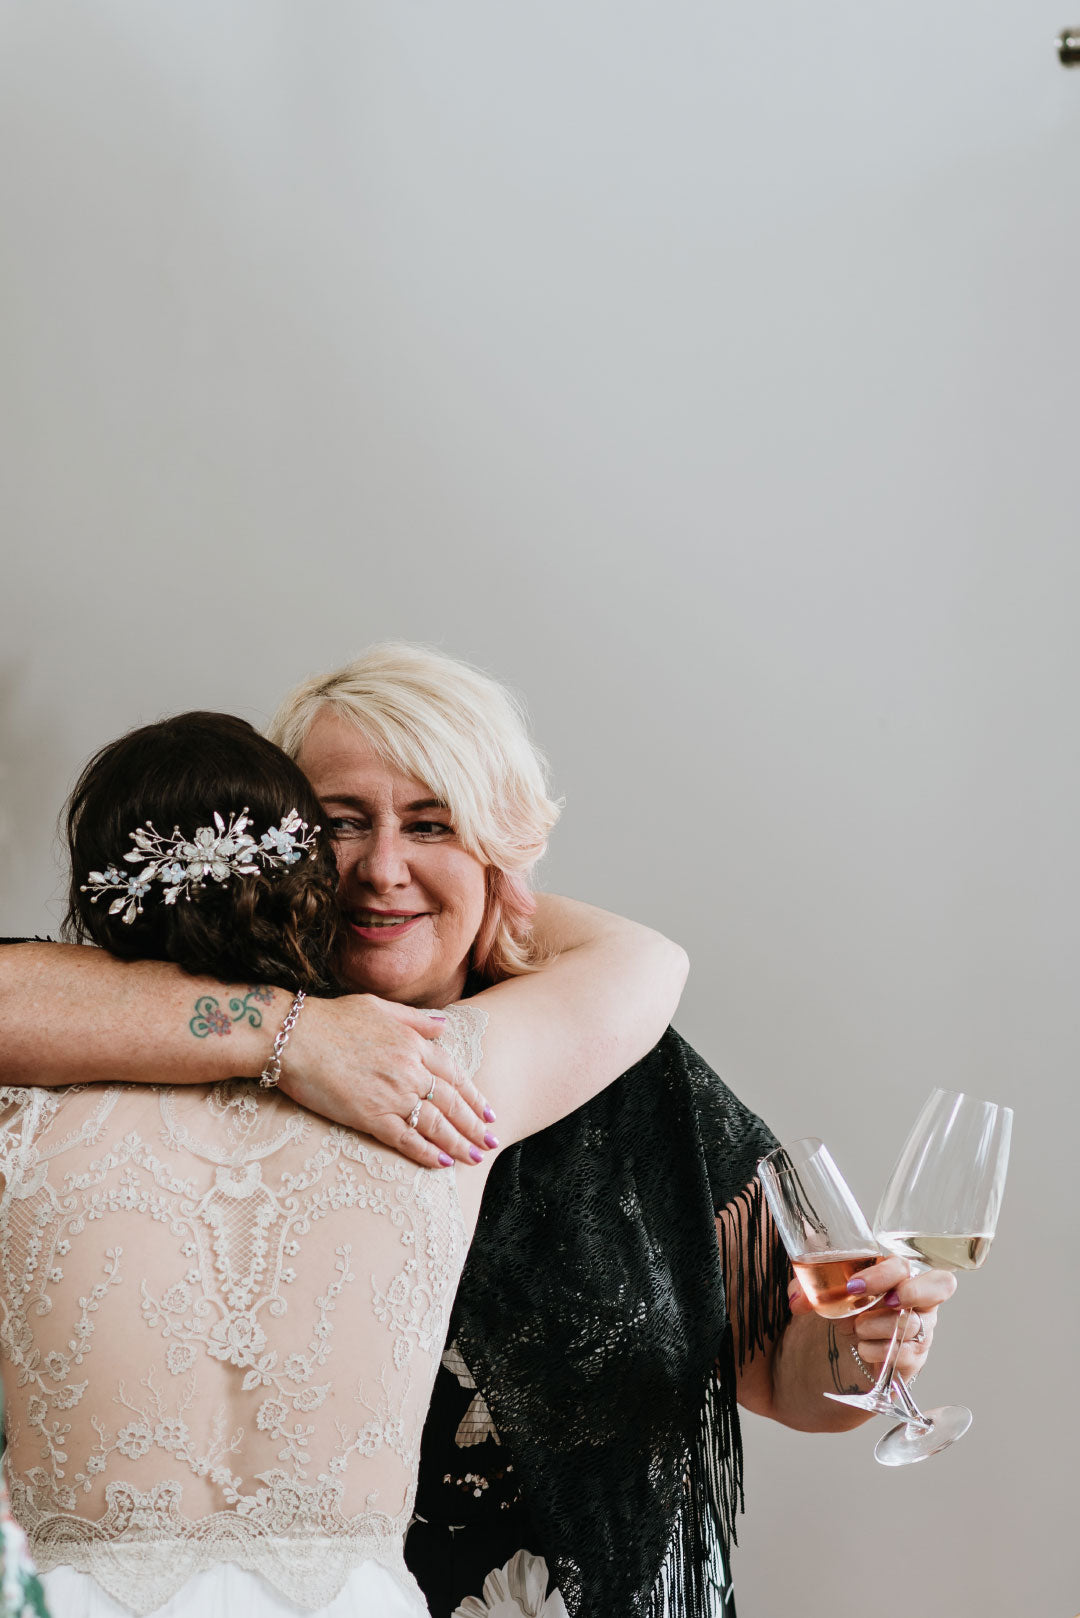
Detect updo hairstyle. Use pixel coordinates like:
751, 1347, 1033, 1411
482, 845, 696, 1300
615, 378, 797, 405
64, 712, 343, 994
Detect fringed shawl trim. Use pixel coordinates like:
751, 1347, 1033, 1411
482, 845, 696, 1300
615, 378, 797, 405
452, 1029, 790, 1618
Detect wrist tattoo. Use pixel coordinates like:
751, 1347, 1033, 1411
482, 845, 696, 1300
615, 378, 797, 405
189, 987, 276, 1039
826, 1324, 862, 1396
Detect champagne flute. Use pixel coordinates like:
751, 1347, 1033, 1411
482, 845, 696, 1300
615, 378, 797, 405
757, 1137, 891, 1361
823, 1088, 1012, 1466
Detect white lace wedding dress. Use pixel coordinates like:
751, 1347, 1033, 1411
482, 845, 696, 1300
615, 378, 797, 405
0, 1004, 486, 1618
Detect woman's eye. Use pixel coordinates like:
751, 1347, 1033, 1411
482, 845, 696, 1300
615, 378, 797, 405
410, 821, 454, 839
326, 817, 367, 839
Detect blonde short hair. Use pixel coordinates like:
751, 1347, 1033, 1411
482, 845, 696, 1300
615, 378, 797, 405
267, 644, 562, 981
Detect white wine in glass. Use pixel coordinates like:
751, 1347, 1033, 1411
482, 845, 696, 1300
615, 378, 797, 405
874, 1234, 992, 1272
825, 1088, 1012, 1466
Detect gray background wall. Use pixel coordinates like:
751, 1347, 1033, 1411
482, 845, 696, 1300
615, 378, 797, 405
2, 4, 1077, 1614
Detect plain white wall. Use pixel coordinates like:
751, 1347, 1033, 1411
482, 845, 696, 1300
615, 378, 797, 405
2, 5, 1078, 1614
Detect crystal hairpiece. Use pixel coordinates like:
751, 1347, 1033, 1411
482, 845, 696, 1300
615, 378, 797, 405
81, 808, 320, 924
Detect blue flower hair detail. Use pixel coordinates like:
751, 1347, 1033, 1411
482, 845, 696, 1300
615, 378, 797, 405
80, 808, 319, 924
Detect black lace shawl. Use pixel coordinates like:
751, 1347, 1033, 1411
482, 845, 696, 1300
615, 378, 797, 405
450, 1028, 790, 1618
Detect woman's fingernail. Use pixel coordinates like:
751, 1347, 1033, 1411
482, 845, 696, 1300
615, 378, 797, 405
429, 1013, 448, 1022
469, 1146, 483, 1163
437, 1152, 454, 1167
845, 1277, 867, 1295
884, 1290, 901, 1307
483, 1105, 496, 1123
484, 1132, 499, 1150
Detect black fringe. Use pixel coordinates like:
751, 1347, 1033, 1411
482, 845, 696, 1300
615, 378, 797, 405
717, 1178, 793, 1376
453, 1029, 790, 1618
648, 1176, 791, 1618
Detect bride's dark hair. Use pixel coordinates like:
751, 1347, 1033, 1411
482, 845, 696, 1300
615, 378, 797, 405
63, 712, 342, 993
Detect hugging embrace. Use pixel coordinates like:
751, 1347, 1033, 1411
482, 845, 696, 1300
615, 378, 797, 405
0, 644, 953, 1618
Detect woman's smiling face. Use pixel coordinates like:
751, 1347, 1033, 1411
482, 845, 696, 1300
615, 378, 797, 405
297, 710, 487, 1007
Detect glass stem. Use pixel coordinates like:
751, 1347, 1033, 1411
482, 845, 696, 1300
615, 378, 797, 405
868, 1307, 932, 1431
890, 1372, 931, 1427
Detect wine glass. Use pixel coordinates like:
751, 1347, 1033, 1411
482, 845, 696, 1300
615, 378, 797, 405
822, 1088, 1013, 1466
757, 1136, 889, 1349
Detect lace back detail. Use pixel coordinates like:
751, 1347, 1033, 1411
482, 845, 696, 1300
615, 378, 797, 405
0, 1005, 485, 1615
432, 1003, 487, 1099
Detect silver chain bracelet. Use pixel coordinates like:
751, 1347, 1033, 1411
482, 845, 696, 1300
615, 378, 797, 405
259, 990, 307, 1089
849, 1343, 876, 1383
850, 1342, 919, 1386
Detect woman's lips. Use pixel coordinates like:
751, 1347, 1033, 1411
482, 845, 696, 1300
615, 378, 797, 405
346, 911, 427, 943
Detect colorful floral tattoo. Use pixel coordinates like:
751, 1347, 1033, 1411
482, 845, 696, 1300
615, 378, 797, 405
189, 987, 276, 1039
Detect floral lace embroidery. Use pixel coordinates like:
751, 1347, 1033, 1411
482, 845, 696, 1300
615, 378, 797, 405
0, 1004, 487, 1615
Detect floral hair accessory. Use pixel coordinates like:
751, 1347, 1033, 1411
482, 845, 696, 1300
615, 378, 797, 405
81, 808, 320, 924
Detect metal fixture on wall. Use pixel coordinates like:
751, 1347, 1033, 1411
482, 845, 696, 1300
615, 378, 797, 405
1059, 27, 1080, 63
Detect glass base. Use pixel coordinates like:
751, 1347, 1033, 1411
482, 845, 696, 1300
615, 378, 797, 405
873, 1404, 973, 1466
823, 1388, 918, 1424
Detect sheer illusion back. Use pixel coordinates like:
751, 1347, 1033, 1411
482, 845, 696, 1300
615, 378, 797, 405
0, 1003, 486, 1616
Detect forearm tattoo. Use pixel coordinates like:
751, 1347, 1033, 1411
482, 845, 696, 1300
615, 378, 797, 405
826, 1323, 863, 1396
189, 987, 276, 1038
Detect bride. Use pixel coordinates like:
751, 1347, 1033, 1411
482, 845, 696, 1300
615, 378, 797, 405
0, 710, 687, 1618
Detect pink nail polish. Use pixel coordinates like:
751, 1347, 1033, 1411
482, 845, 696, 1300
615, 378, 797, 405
845, 1277, 867, 1295
469, 1146, 483, 1163
437, 1152, 454, 1167
429, 1013, 447, 1022
884, 1290, 901, 1307
483, 1105, 496, 1123
484, 1132, 499, 1150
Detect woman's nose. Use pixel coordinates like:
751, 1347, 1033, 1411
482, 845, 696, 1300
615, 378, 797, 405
358, 827, 410, 892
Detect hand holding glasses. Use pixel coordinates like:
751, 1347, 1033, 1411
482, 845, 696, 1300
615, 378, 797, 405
758, 1089, 1012, 1466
